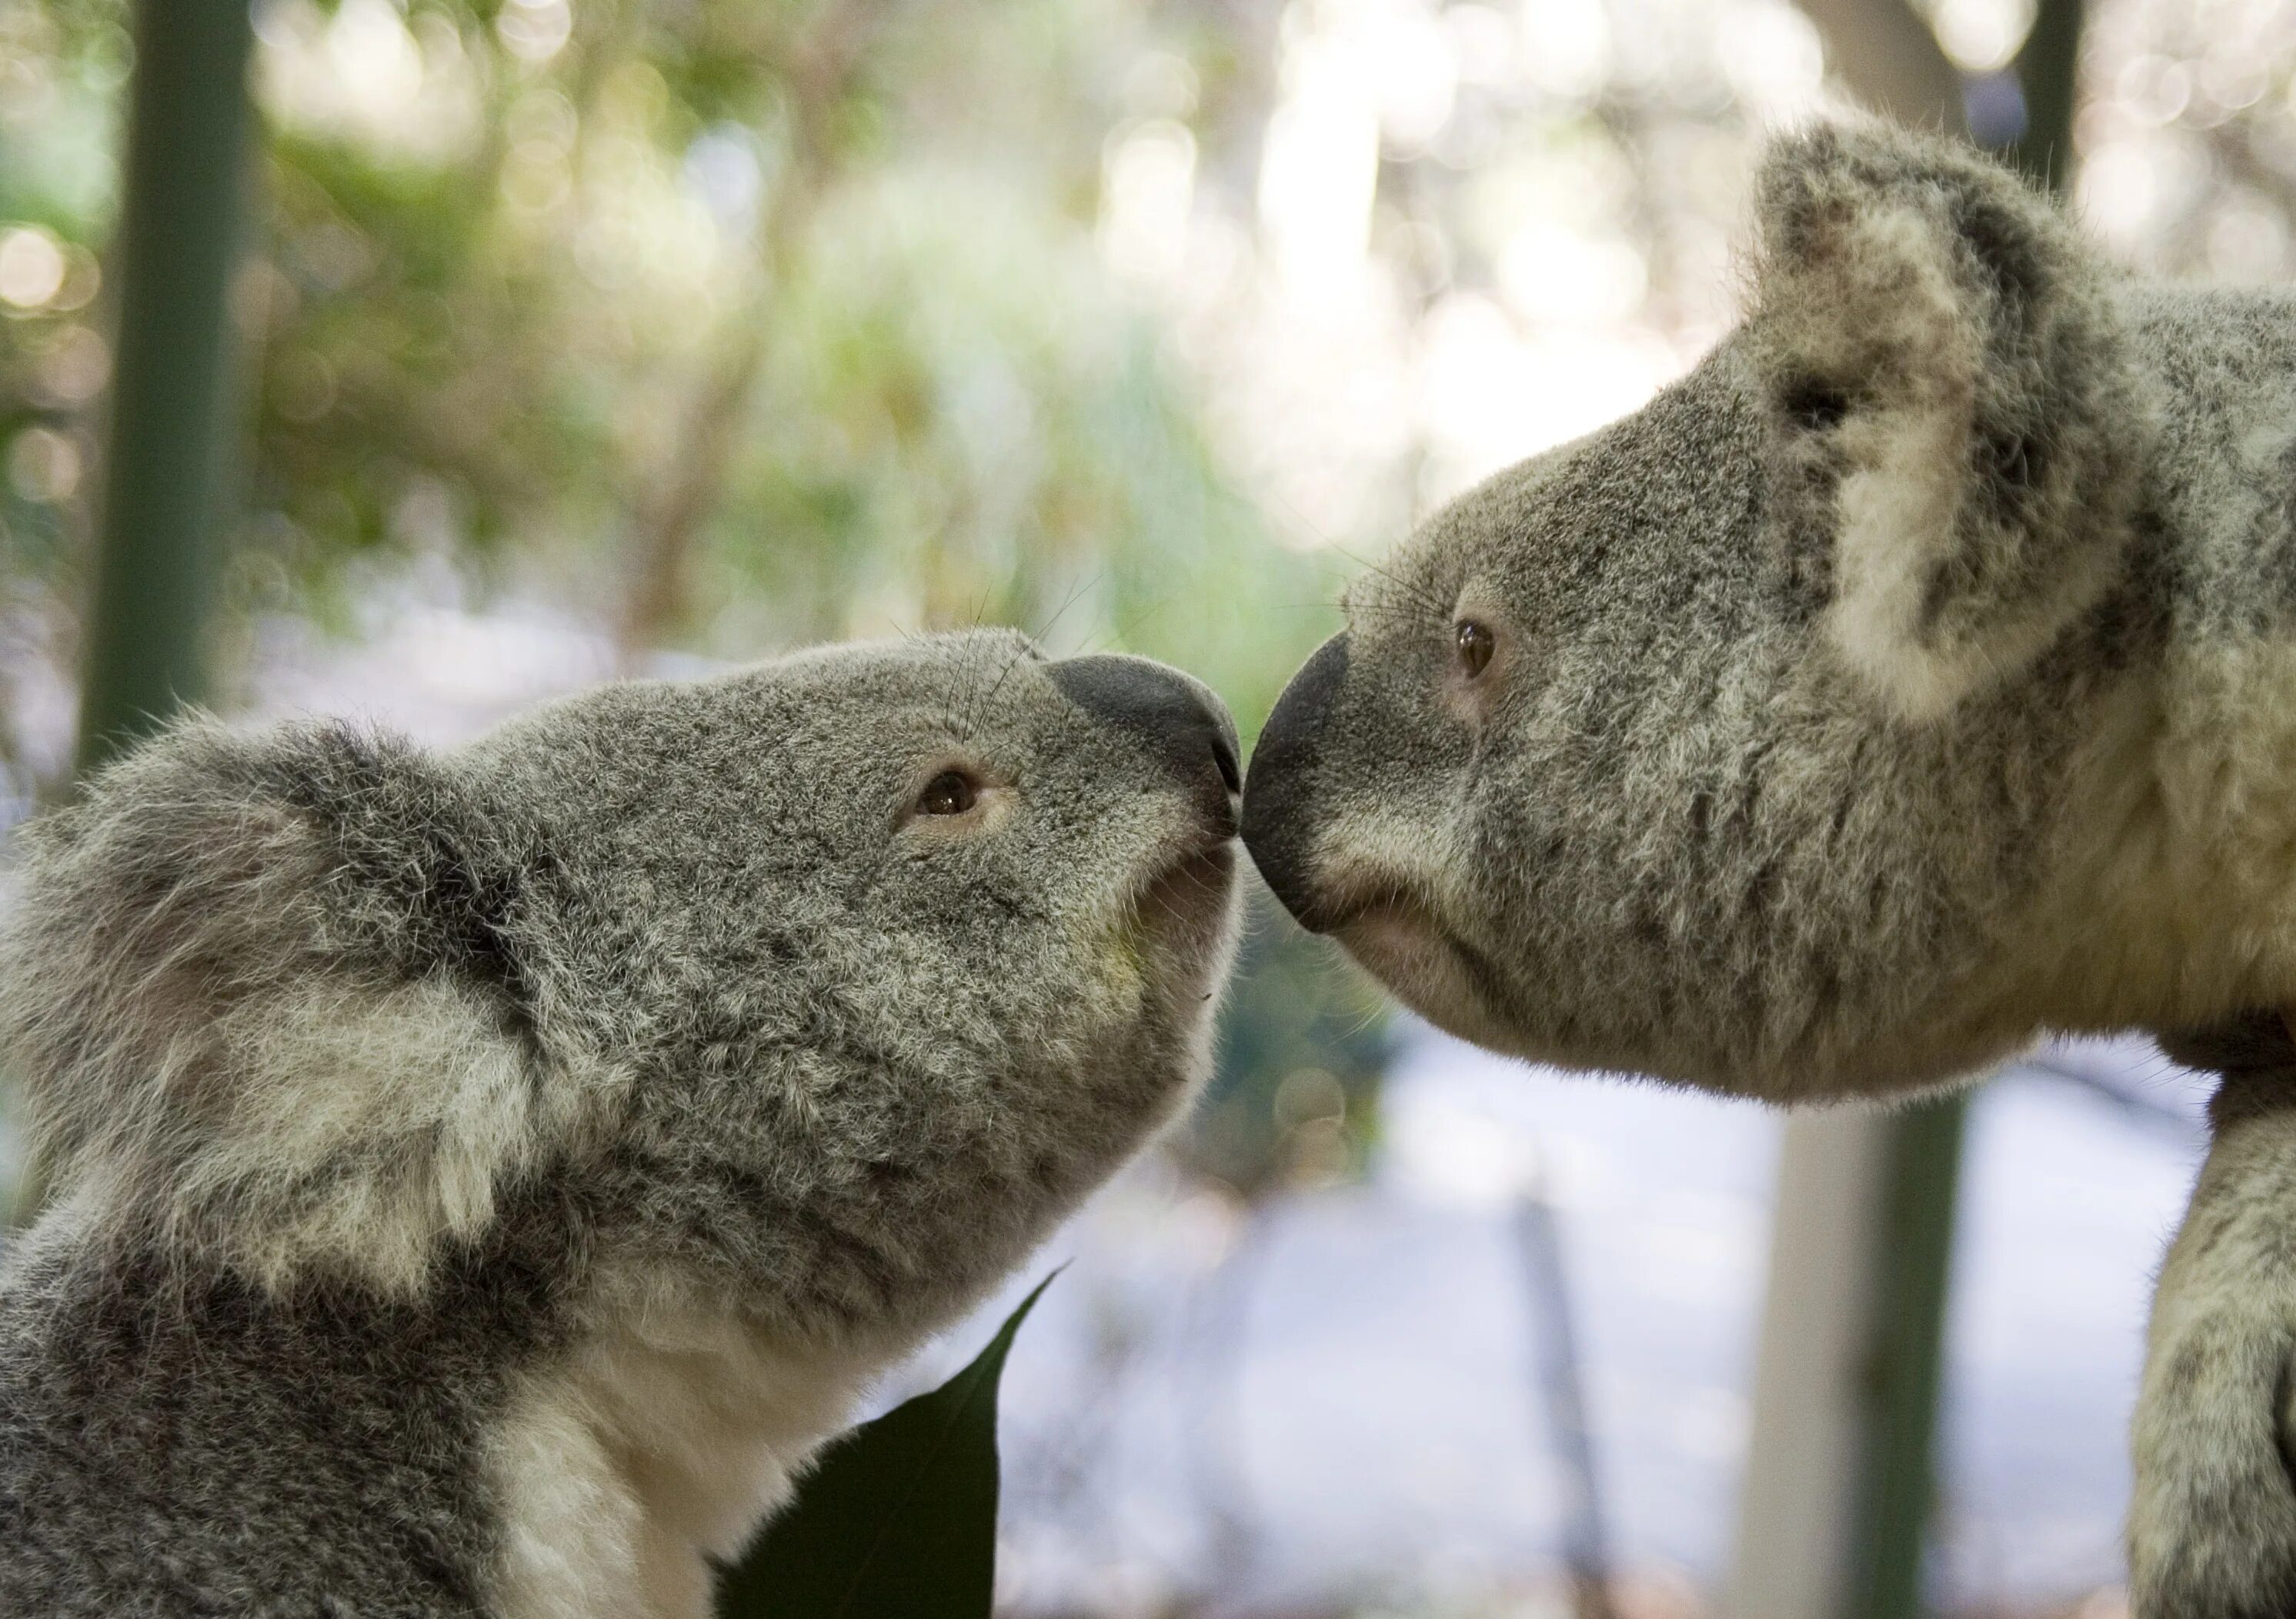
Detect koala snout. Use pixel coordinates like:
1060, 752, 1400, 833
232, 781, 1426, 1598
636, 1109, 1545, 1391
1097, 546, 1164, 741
1240, 631, 1347, 930
1048, 653, 1240, 830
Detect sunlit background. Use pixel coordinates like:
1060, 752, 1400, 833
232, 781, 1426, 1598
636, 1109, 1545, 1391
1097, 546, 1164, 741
0, 0, 2287, 1612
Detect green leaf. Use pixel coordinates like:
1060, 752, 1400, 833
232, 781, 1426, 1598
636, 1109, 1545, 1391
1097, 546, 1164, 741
713, 1273, 1056, 1619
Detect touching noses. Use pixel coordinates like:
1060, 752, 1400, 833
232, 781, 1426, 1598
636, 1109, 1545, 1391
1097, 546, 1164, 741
1049, 654, 1241, 828
1239, 631, 1348, 930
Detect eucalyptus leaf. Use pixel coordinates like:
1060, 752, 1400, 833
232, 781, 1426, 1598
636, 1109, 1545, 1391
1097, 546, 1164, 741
714, 1273, 1055, 1619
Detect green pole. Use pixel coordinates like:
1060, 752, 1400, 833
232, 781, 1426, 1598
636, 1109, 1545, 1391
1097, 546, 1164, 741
2011, 0, 2087, 195
75, 0, 256, 774
12, 0, 255, 1227
1845, 1097, 1971, 1617
1843, 14, 2084, 1615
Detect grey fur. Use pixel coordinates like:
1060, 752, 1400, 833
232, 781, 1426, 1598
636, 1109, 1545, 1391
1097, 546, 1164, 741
1241, 121, 2296, 1613
0, 630, 1241, 1617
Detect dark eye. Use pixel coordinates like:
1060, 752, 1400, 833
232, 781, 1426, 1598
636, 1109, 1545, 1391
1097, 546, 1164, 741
916, 770, 978, 816
1455, 619, 1495, 679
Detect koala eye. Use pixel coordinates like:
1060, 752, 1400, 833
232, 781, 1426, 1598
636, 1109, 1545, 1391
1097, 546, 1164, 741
1455, 619, 1496, 679
916, 769, 979, 816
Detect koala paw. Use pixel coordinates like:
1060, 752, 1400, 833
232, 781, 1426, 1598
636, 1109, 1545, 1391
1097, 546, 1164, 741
2131, 1078, 2296, 1619
2131, 1311, 2296, 1617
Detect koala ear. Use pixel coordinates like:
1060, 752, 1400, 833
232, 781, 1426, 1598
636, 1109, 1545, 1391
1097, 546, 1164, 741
1750, 122, 2150, 720
2, 718, 566, 1294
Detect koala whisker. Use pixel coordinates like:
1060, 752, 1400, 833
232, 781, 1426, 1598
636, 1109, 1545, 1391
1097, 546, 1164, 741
973, 643, 1036, 733
1330, 544, 1450, 623
1070, 588, 1184, 661
1335, 995, 1388, 1044
1029, 570, 1103, 657
1340, 601, 1440, 629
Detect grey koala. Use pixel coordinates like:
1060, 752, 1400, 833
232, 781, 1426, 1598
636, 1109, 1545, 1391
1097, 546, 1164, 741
1241, 119, 2296, 1615
0, 630, 1241, 1617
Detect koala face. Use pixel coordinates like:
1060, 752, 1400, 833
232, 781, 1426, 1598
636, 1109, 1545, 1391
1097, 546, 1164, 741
5, 631, 1241, 1335
1243, 124, 2166, 1102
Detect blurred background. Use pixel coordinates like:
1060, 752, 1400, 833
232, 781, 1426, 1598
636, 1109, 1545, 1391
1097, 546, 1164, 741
0, 0, 2285, 1612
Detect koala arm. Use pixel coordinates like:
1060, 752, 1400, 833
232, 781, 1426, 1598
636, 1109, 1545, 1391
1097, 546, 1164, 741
2131, 1020, 2296, 1619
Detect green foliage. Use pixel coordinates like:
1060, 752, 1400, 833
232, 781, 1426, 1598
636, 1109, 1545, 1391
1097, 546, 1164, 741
1, 0, 1355, 662
0, 0, 125, 232
715, 1274, 1053, 1619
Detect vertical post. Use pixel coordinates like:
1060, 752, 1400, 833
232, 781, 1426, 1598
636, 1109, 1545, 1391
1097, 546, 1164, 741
2012, 0, 2087, 195
75, 0, 256, 773
1734, 1099, 1970, 1619
12, 0, 254, 1227
1844, 1097, 1971, 1617
1729, 1112, 1893, 1619
1514, 1189, 1617, 1619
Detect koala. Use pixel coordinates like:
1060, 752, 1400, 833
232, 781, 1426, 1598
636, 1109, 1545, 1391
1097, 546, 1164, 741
1240, 120, 2296, 1615
0, 630, 1242, 1618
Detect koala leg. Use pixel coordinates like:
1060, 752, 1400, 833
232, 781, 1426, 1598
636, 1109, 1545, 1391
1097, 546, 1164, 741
2132, 1021, 2296, 1619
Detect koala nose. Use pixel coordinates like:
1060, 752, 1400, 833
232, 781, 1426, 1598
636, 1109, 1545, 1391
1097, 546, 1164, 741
1049, 654, 1241, 813
1240, 632, 1347, 930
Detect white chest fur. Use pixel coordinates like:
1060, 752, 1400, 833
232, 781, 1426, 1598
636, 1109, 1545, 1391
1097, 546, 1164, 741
479, 1276, 884, 1619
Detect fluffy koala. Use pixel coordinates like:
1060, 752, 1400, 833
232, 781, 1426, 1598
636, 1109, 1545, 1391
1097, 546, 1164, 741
1241, 121, 2296, 1615
0, 630, 1241, 1617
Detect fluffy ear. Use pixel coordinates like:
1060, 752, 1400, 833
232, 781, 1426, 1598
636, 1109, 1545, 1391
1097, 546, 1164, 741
1750, 122, 2151, 720
2, 718, 569, 1294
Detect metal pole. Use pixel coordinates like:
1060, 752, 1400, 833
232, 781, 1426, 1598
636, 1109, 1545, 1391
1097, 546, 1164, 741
75, 0, 256, 773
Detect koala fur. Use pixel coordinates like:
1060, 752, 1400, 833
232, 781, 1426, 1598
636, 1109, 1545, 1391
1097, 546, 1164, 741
1240, 121, 2296, 1614
0, 630, 1242, 1617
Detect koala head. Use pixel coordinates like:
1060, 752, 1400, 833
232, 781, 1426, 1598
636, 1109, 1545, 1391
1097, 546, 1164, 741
5, 632, 1240, 1337
1243, 122, 2164, 1102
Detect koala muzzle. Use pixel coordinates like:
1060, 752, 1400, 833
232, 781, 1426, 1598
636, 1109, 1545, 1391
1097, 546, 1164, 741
1049, 654, 1240, 832
1240, 632, 1347, 930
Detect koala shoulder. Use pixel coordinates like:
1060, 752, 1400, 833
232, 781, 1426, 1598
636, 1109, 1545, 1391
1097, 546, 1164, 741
1, 717, 586, 1296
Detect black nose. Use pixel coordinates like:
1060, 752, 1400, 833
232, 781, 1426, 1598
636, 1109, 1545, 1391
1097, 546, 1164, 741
1240, 632, 1347, 930
1050, 654, 1240, 805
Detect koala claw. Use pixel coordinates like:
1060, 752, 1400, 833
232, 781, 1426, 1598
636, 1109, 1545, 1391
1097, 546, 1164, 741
2131, 1081, 2296, 1619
